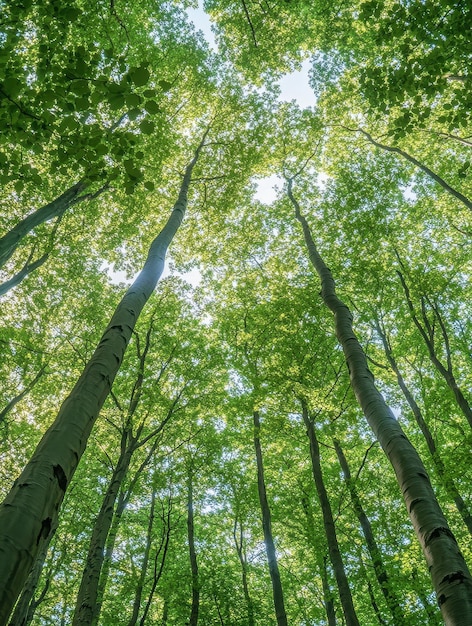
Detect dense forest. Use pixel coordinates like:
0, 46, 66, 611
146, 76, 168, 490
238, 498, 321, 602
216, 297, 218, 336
1, 1, 472, 624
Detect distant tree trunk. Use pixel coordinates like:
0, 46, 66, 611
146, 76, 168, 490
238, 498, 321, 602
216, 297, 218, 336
187, 468, 200, 626
300, 496, 336, 626
72, 431, 135, 626
233, 517, 255, 626
374, 318, 472, 536
396, 270, 472, 430
334, 439, 406, 625
0, 130, 208, 625
136, 495, 172, 626
0, 364, 47, 426
300, 400, 360, 626
0, 181, 108, 271
253, 410, 288, 626
350, 128, 472, 212
287, 177, 472, 626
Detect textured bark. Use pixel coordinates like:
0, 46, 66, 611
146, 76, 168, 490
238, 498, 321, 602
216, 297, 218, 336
334, 439, 405, 625
0, 132, 207, 625
72, 433, 135, 626
0, 181, 88, 270
375, 320, 472, 536
253, 410, 288, 626
8, 516, 58, 626
300, 497, 336, 626
301, 401, 360, 626
397, 271, 472, 430
233, 518, 255, 626
351, 128, 472, 212
287, 178, 472, 626
187, 470, 200, 626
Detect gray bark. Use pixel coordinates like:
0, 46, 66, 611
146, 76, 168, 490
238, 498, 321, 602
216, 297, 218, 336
287, 177, 472, 626
0, 131, 207, 625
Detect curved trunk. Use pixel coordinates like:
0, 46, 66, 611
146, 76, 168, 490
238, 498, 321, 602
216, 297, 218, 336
301, 402, 360, 626
0, 181, 87, 270
375, 320, 472, 536
253, 410, 288, 626
0, 132, 207, 625
287, 178, 472, 626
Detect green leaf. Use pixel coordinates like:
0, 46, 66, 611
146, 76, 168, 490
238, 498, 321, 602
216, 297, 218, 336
144, 181, 155, 191
139, 119, 155, 135
144, 100, 160, 115
129, 66, 151, 87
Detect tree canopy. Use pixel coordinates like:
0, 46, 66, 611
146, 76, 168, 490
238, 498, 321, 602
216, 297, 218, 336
1, 1, 472, 625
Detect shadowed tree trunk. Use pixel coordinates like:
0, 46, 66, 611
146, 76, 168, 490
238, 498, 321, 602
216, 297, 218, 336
300, 400, 360, 626
286, 176, 472, 626
187, 467, 200, 626
396, 269, 472, 430
0, 181, 108, 275
0, 129, 208, 625
334, 439, 406, 624
374, 317, 472, 536
253, 410, 288, 626
233, 517, 255, 626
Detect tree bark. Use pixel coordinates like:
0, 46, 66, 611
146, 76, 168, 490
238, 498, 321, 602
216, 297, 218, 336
374, 319, 472, 536
0, 130, 207, 625
287, 178, 472, 626
233, 518, 255, 626
187, 469, 200, 626
300, 401, 360, 626
334, 439, 406, 624
253, 410, 288, 626
350, 128, 472, 212
397, 270, 472, 430
0, 181, 89, 270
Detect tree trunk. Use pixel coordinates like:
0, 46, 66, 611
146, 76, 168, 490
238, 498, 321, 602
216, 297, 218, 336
8, 516, 58, 626
253, 410, 288, 626
187, 469, 200, 626
334, 439, 405, 624
72, 431, 135, 625
287, 178, 472, 626
300, 401, 360, 626
375, 319, 472, 536
396, 270, 472, 430
0, 131, 207, 625
351, 128, 472, 212
233, 518, 255, 626
0, 181, 88, 270
300, 496, 337, 626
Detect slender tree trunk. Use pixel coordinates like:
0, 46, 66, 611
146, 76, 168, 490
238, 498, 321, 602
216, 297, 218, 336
300, 496, 337, 626
233, 518, 256, 626
349, 128, 472, 211
300, 401, 360, 626
396, 270, 472, 430
287, 178, 472, 626
253, 410, 288, 626
128, 488, 157, 626
0, 181, 90, 270
334, 439, 405, 624
8, 516, 58, 626
137, 502, 172, 626
187, 469, 200, 626
375, 319, 472, 536
72, 432, 135, 625
0, 364, 47, 425
0, 131, 207, 625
